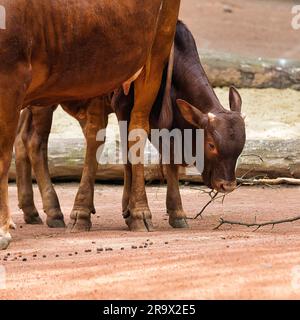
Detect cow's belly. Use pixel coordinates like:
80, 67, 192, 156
24, 0, 162, 104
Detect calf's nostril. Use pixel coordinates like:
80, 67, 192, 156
219, 181, 236, 192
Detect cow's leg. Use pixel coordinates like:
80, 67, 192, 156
15, 109, 42, 225
68, 99, 110, 232
125, 5, 179, 232
125, 66, 169, 232
0, 74, 29, 249
25, 106, 65, 228
165, 164, 189, 228
114, 90, 150, 230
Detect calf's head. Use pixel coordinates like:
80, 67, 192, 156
177, 87, 246, 193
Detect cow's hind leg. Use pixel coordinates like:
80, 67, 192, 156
67, 98, 110, 232
25, 106, 65, 228
15, 109, 43, 225
165, 164, 189, 228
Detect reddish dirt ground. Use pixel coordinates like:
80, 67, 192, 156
0, 0, 299, 301
0, 184, 300, 300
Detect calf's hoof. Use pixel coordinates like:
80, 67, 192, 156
124, 208, 154, 232
67, 209, 92, 233
169, 217, 189, 229
0, 231, 11, 250
24, 214, 43, 225
23, 208, 43, 225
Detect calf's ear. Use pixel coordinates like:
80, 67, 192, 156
229, 86, 242, 113
176, 99, 208, 128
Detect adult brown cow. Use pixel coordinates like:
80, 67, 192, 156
15, 21, 246, 233
0, 0, 180, 249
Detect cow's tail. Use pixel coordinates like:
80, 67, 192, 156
157, 42, 174, 130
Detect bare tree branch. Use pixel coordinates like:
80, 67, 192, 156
191, 191, 220, 219
214, 215, 300, 231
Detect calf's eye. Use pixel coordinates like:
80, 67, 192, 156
208, 143, 215, 150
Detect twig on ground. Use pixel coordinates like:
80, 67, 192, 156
191, 191, 220, 219
237, 177, 300, 186
214, 215, 300, 231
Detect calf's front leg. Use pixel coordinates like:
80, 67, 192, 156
165, 164, 189, 228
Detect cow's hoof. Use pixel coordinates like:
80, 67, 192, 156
67, 209, 92, 233
67, 218, 92, 233
9, 219, 17, 230
169, 217, 189, 229
45, 209, 65, 228
24, 214, 43, 225
46, 217, 66, 228
0, 232, 11, 250
124, 208, 154, 232
125, 216, 154, 232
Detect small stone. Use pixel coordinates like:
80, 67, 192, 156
22, 258, 27, 262
223, 5, 233, 13
132, 246, 137, 249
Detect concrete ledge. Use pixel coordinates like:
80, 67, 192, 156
9, 138, 300, 183
9, 86, 300, 183
201, 52, 300, 90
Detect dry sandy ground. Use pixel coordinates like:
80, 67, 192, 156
180, 0, 300, 60
0, 184, 300, 300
